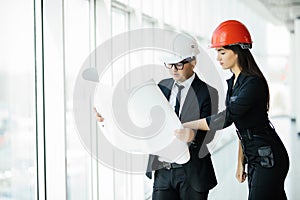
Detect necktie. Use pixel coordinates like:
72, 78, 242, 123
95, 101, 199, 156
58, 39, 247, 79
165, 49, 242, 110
174, 83, 185, 117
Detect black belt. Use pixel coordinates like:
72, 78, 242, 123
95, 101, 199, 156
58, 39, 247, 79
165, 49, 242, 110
161, 162, 183, 170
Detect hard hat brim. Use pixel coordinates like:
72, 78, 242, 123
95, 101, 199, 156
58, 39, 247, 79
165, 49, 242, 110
161, 54, 187, 64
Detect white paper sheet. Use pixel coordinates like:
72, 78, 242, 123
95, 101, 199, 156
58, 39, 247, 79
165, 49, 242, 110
94, 79, 190, 164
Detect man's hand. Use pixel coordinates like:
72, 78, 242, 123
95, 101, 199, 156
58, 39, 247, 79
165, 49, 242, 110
174, 128, 195, 143
93, 107, 104, 122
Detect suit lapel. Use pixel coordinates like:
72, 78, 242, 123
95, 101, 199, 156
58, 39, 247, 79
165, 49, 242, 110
226, 76, 234, 106
231, 73, 246, 97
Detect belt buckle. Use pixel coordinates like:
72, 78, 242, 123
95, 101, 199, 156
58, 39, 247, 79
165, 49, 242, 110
163, 162, 171, 170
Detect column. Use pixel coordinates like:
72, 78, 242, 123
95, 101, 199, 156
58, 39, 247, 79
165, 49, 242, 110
294, 17, 300, 134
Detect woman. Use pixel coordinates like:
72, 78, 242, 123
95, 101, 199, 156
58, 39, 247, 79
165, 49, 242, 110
175, 20, 290, 200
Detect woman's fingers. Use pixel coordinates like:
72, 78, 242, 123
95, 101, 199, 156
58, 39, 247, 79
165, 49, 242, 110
236, 172, 247, 183
236, 172, 242, 182
242, 172, 247, 182
236, 166, 247, 183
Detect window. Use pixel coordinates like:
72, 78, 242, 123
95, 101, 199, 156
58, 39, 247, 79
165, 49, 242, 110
64, 0, 92, 199
0, 1, 36, 199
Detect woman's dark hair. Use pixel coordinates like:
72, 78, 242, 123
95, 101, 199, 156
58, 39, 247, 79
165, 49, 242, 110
224, 45, 270, 111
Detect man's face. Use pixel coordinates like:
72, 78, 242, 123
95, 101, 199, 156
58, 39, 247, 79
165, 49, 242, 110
166, 59, 195, 83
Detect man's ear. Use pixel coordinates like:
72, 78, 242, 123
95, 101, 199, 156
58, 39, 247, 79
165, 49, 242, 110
191, 60, 196, 67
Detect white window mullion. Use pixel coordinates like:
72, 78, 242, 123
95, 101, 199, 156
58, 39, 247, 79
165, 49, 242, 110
34, 0, 46, 199
89, 1, 100, 200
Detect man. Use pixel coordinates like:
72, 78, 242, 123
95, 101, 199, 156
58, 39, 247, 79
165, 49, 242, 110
95, 33, 219, 200
145, 34, 218, 200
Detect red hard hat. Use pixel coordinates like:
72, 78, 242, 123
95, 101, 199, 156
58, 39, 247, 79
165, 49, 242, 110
210, 20, 253, 49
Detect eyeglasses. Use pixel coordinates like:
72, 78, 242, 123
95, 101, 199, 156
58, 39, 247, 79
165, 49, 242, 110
164, 57, 195, 70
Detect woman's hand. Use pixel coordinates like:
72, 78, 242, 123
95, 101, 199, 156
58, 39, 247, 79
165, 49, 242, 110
236, 163, 247, 183
174, 128, 195, 143
93, 107, 104, 122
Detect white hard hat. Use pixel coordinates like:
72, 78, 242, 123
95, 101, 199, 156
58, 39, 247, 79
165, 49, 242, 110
162, 33, 200, 64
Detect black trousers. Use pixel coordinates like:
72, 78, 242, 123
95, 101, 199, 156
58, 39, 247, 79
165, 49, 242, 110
152, 168, 209, 200
239, 127, 289, 200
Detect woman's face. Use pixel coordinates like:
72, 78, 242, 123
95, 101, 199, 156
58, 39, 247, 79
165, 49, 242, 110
215, 47, 239, 70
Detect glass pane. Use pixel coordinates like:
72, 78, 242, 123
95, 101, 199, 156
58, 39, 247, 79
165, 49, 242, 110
0, 1, 36, 200
64, 0, 92, 199
113, 0, 128, 5
112, 7, 129, 36
141, 0, 153, 16
106, 7, 131, 199
142, 16, 155, 28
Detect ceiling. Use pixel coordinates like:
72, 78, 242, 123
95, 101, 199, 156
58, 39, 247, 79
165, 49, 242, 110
257, 0, 300, 32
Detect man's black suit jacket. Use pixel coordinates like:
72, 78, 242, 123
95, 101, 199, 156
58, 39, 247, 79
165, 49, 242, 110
146, 74, 219, 193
